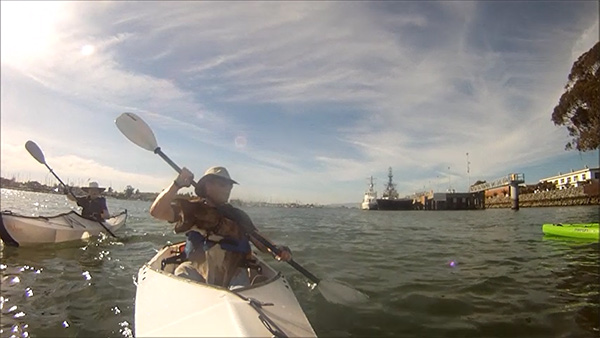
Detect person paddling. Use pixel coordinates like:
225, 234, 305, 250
150, 166, 292, 286
66, 181, 110, 221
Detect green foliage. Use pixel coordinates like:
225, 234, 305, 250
124, 185, 135, 199
552, 42, 600, 151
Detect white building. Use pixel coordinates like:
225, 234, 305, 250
539, 166, 600, 190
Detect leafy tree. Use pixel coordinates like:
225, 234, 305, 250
551, 42, 599, 151
124, 185, 135, 199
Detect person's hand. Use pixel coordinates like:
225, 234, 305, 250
275, 245, 292, 262
174, 167, 195, 189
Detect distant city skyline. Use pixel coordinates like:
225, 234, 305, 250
1, 1, 598, 204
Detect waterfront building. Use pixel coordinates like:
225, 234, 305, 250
539, 166, 600, 190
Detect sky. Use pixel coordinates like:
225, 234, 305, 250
1, 1, 598, 205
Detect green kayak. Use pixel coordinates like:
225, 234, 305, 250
542, 223, 599, 240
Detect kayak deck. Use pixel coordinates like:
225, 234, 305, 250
0, 210, 127, 246
542, 223, 599, 240
135, 242, 317, 337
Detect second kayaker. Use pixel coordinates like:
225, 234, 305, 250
66, 181, 110, 221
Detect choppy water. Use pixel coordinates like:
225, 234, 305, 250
1, 188, 598, 338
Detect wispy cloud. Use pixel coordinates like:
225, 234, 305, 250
1, 1, 598, 204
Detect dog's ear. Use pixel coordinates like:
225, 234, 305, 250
173, 199, 195, 233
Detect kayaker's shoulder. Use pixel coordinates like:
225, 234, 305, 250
220, 203, 250, 217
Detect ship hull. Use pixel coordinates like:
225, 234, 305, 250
361, 201, 378, 210
376, 198, 413, 210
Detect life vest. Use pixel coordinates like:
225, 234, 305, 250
186, 230, 251, 254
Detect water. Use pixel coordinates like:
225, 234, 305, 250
1, 188, 598, 337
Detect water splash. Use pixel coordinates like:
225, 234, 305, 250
119, 321, 133, 338
24, 288, 33, 298
82, 271, 91, 281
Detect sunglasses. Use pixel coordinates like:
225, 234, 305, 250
209, 178, 234, 188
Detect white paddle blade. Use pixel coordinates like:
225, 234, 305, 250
317, 279, 369, 305
115, 112, 159, 152
25, 140, 46, 164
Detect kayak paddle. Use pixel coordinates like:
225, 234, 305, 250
24, 140, 118, 238
114, 112, 369, 305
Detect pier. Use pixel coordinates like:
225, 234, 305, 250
470, 173, 525, 210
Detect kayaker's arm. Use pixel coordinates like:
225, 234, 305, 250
250, 231, 292, 262
149, 182, 180, 222
65, 187, 86, 201
98, 198, 110, 220
150, 168, 195, 222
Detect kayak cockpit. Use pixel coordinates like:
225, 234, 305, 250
149, 242, 279, 290
135, 242, 317, 337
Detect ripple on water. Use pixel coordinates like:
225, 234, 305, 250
2, 194, 599, 337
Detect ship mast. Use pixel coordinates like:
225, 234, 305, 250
383, 167, 399, 199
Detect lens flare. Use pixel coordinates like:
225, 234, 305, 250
234, 135, 247, 149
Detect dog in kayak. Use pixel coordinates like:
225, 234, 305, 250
172, 198, 251, 288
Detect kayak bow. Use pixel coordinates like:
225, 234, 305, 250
542, 222, 599, 240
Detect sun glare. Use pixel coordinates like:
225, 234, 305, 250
81, 44, 95, 56
0, 1, 65, 64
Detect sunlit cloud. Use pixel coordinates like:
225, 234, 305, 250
81, 44, 95, 56
1, 1, 598, 204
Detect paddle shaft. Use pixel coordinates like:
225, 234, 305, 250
153, 147, 322, 283
116, 113, 324, 284
55, 168, 117, 238
26, 142, 117, 238
154, 147, 199, 188
248, 230, 321, 284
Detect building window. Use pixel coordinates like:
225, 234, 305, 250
595, 172, 599, 179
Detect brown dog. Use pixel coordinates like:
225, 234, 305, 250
173, 198, 250, 287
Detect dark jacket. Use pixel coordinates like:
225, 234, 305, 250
76, 196, 108, 221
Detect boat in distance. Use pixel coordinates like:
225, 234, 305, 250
361, 176, 378, 210
376, 167, 414, 210
135, 241, 317, 337
0, 210, 127, 247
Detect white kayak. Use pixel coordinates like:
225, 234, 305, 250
135, 242, 317, 337
0, 209, 127, 247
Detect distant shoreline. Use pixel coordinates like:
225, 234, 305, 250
0, 177, 324, 208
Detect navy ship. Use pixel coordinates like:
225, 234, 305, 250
376, 167, 413, 210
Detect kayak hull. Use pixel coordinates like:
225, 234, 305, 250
135, 242, 317, 337
542, 223, 599, 240
0, 210, 127, 247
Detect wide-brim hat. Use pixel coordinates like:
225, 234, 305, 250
197, 166, 239, 186
81, 181, 106, 192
